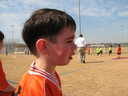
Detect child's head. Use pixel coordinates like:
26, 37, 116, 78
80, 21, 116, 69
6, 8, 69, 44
79, 34, 83, 37
0, 31, 4, 50
22, 8, 76, 64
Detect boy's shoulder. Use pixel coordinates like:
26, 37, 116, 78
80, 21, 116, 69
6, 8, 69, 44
19, 71, 58, 88
16, 72, 47, 95
20, 72, 46, 85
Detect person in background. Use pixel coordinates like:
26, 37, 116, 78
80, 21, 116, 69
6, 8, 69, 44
99, 47, 103, 56
0, 30, 15, 96
116, 44, 121, 59
75, 34, 86, 63
96, 47, 100, 56
108, 45, 112, 56
86, 44, 91, 55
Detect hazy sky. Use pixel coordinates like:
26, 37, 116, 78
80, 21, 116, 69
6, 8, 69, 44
0, 0, 128, 43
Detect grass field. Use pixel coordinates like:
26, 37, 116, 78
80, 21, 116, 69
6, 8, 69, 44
1, 50, 128, 96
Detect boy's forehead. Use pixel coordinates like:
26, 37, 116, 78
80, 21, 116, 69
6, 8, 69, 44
59, 28, 75, 38
60, 27, 75, 34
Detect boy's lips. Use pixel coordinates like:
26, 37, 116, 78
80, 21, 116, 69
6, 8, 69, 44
69, 53, 75, 60
68, 50, 75, 60
69, 56, 72, 59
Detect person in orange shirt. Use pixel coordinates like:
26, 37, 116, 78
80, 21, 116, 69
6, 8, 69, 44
0, 31, 15, 96
86, 44, 91, 55
15, 8, 76, 96
116, 44, 122, 59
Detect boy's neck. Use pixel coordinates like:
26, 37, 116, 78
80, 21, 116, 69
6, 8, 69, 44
35, 58, 56, 74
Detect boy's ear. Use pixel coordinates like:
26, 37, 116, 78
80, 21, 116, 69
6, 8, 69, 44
36, 39, 47, 54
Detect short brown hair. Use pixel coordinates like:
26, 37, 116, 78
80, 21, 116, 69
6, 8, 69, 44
22, 8, 76, 56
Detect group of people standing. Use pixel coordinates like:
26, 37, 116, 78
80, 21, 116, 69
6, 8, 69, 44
96, 44, 122, 58
75, 34, 123, 64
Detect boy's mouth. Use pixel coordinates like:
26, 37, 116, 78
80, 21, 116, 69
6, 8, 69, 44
69, 52, 75, 60
69, 56, 72, 59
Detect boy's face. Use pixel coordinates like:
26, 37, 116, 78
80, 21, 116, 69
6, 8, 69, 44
47, 27, 76, 66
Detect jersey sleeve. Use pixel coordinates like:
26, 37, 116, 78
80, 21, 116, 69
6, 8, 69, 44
0, 61, 9, 91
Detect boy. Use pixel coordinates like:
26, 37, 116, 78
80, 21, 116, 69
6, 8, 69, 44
96, 47, 100, 56
15, 8, 76, 96
0, 31, 15, 96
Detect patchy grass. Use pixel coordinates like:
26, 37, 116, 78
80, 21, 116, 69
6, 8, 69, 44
1, 52, 128, 96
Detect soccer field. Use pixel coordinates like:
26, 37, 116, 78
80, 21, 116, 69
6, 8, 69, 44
1, 52, 128, 96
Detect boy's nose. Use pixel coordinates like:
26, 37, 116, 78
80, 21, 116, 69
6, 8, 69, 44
73, 43, 77, 50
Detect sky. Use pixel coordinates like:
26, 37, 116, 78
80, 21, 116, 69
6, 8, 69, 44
0, 0, 128, 43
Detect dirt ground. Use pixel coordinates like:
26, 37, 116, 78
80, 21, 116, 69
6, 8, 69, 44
1, 52, 128, 96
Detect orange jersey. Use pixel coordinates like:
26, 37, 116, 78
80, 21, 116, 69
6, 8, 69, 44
0, 60, 9, 91
15, 63, 63, 96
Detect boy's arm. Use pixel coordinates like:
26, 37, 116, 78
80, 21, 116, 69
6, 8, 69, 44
0, 61, 15, 93
0, 78, 9, 91
2, 85, 15, 92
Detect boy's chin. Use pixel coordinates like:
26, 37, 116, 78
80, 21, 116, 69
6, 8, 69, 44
57, 58, 72, 66
58, 61, 70, 66
65, 59, 72, 65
